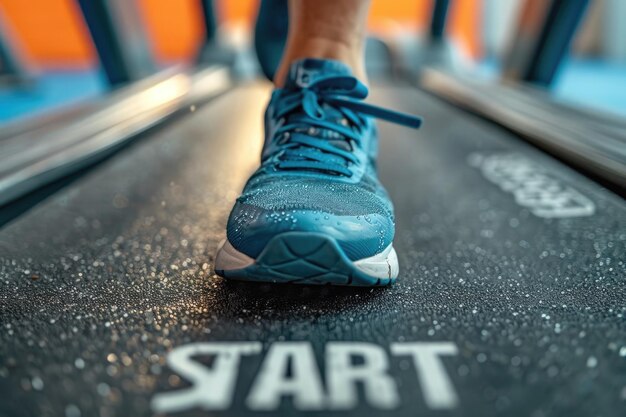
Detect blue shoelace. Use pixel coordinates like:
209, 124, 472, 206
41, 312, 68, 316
271, 75, 423, 177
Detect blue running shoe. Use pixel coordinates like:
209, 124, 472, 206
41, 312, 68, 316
215, 59, 421, 286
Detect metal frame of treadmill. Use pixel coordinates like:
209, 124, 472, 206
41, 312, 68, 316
0, 9, 29, 86
76, 0, 157, 87
409, 0, 625, 193
0, 66, 233, 207
429, 0, 451, 42
0, 0, 236, 208
417, 69, 626, 193
501, 0, 590, 87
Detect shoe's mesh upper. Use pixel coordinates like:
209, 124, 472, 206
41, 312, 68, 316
237, 171, 392, 217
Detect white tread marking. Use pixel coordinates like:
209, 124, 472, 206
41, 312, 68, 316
469, 152, 595, 218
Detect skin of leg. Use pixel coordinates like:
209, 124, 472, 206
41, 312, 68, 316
273, 0, 372, 86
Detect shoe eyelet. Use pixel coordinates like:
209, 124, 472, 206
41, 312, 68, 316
277, 132, 290, 144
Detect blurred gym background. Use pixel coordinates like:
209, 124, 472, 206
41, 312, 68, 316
0, 0, 625, 124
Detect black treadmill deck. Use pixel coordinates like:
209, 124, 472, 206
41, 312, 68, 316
1, 83, 624, 417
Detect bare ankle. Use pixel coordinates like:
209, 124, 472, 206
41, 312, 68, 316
275, 36, 366, 86
272, 0, 371, 86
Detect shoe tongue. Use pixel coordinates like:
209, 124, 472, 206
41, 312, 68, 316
285, 58, 352, 89
283, 59, 357, 158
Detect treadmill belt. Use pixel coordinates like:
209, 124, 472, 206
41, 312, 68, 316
1, 82, 624, 417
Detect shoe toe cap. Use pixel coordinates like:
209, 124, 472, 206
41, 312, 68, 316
226, 202, 394, 261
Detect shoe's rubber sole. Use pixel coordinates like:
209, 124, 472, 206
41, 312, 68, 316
214, 232, 398, 286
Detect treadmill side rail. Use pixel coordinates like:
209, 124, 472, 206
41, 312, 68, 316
0, 66, 232, 207
419, 68, 626, 194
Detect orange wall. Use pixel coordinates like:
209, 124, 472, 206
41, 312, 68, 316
0, 0, 95, 68
138, 0, 205, 62
0, 0, 482, 68
450, 0, 482, 57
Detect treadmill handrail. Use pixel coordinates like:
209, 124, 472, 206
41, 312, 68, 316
0, 66, 232, 207
418, 68, 626, 190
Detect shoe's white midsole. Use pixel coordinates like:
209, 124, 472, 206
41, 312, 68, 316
215, 239, 399, 279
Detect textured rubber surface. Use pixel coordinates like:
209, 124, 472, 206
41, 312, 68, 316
216, 232, 395, 286
1, 86, 625, 417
